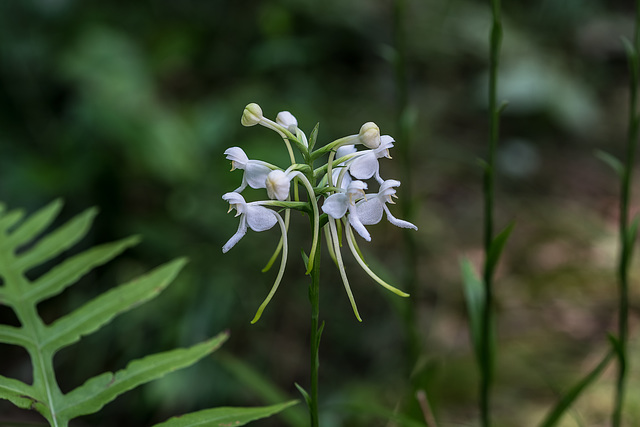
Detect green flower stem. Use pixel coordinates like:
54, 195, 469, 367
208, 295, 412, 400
313, 153, 360, 181
613, 2, 640, 425
291, 172, 320, 275
480, 0, 502, 426
310, 135, 358, 161
308, 235, 322, 427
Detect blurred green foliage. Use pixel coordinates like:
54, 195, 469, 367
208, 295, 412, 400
2, 0, 640, 426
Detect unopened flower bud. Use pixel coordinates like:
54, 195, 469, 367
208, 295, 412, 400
276, 111, 298, 133
359, 122, 381, 149
265, 170, 291, 201
241, 103, 263, 127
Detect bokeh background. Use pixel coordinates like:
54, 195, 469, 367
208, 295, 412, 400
2, 0, 640, 426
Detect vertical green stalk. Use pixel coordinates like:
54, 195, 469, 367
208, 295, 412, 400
613, 2, 640, 425
481, 0, 502, 426
308, 241, 322, 427
305, 146, 322, 427
393, 0, 421, 366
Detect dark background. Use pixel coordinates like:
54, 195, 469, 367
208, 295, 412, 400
1, 0, 639, 425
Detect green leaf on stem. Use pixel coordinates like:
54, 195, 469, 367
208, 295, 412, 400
622, 36, 639, 79
309, 122, 320, 151
538, 350, 613, 427
595, 150, 624, 177
460, 257, 483, 363
153, 400, 299, 427
486, 221, 515, 279
294, 383, 311, 408
301, 249, 310, 271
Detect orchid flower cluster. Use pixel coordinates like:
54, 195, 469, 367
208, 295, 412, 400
223, 103, 418, 323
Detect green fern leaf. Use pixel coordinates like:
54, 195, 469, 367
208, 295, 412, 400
59, 332, 229, 420
0, 201, 226, 426
153, 400, 299, 427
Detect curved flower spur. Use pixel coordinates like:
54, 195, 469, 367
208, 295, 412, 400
222, 103, 417, 322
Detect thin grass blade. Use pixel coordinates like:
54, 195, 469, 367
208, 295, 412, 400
460, 257, 483, 363
538, 350, 613, 427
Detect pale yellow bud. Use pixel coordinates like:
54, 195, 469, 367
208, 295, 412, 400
241, 103, 263, 127
359, 122, 381, 148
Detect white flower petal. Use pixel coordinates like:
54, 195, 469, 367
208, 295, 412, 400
349, 152, 378, 180
336, 144, 357, 159
356, 198, 384, 225
246, 205, 278, 232
244, 161, 271, 189
322, 193, 349, 218
348, 211, 371, 241
223, 216, 248, 253
265, 170, 291, 200
224, 147, 249, 169
276, 111, 298, 132
383, 205, 418, 230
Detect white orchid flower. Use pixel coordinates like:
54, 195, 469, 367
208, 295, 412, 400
356, 179, 418, 231
265, 170, 292, 201
222, 192, 280, 253
225, 147, 273, 193
222, 192, 289, 324
348, 135, 394, 184
322, 180, 371, 241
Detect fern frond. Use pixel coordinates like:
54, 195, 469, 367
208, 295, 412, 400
0, 200, 296, 427
0, 201, 226, 426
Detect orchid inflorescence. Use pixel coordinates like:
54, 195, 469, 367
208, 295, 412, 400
223, 103, 418, 323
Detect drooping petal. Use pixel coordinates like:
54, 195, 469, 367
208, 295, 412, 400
222, 215, 248, 253
328, 217, 362, 322
224, 147, 249, 169
322, 193, 349, 219
349, 152, 378, 180
246, 205, 278, 232
251, 212, 288, 323
244, 161, 272, 189
383, 205, 418, 230
348, 209, 371, 242
356, 197, 385, 225
344, 221, 410, 297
